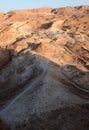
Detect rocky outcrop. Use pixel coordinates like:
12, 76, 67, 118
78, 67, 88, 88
0, 5, 89, 130
0, 48, 11, 69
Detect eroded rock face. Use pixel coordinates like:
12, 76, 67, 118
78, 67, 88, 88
0, 48, 11, 69
0, 6, 89, 130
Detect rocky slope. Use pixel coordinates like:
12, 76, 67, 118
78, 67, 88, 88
0, 5, 89, 130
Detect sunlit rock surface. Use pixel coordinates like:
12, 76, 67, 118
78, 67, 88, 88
0, 6, 89, 130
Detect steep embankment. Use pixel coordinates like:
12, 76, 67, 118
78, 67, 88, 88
0, 6, 89, 130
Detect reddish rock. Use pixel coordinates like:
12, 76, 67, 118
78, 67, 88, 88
0, 6, 89, 130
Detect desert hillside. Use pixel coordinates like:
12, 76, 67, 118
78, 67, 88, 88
0, 5, 89, 130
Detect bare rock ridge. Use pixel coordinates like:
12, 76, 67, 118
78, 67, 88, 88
0, 5, 89, 130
